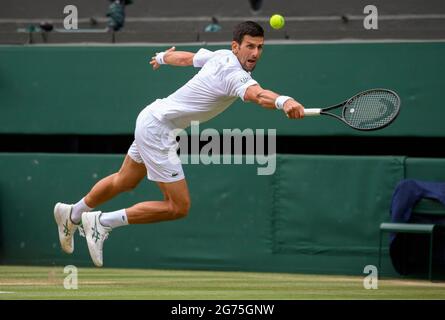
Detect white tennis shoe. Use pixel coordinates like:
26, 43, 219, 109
82, 211, 111, 267
54, 202, 80, 254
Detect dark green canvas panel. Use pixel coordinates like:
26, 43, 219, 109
272, 155, 405, 255
405, 158, 445, 181
0, 153, 401, 276
1, 42, 444, 136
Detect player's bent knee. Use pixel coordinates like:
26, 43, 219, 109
168, 200, 190, 219
178, 202, 191, 218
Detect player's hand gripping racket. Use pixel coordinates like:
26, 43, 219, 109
304, 88, 401, 131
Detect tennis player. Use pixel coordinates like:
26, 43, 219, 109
54, 21, 305, 267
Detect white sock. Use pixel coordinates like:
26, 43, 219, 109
71, 197, 93, 224
99, 209, 129, 229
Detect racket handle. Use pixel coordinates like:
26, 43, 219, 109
304, 108, 322, 116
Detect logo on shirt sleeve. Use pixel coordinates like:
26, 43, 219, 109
240, 76, 250, 84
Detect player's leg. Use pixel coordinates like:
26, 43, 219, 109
84, 155, 147, 209
73, 142, 146, 223
82, 107, 190, 266
125, 178, 191, 223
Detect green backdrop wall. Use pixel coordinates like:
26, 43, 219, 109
1, 42, 445, 136
2, 153, 441, 276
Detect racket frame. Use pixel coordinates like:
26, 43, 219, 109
304, 88, 401, 131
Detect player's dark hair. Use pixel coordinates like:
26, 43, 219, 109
233, 21, 264, 44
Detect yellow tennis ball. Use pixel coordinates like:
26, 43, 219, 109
270, 14, 285, 30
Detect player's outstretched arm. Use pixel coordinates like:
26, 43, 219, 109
150, 46, 195, 70
244, 84, 305, 119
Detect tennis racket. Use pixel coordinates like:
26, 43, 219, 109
304, 88, 401, 131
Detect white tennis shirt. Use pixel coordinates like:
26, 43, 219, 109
149, 49, 258, 129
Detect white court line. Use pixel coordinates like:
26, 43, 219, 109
1, 39, 445, 48
1, 14, 445, 24
0, 291, 15, 294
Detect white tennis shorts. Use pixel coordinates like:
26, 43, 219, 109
128, 102, 184, 183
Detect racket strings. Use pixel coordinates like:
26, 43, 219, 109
343, 91, 400, 130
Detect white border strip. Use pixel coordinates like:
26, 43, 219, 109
1, 39, 445, 47
1, 14, 445, 24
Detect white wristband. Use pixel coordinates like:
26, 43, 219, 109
275, 96, 292, 110
155, 52, 166, 65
